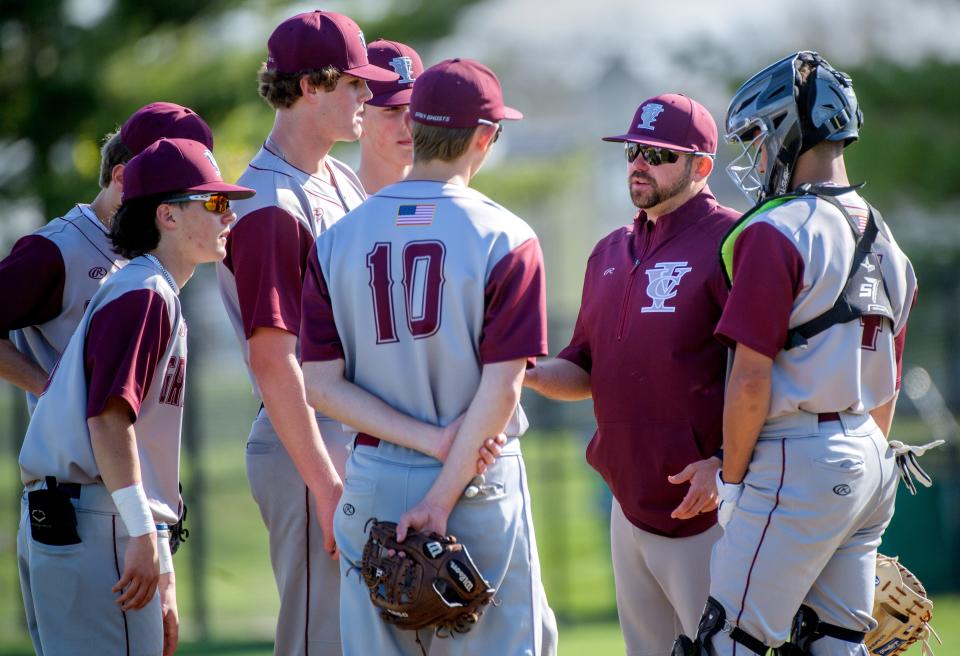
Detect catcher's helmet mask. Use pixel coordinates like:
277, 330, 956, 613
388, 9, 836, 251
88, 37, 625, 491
725, 51, 863, 203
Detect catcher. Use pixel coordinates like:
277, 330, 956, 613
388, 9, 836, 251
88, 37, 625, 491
359, 519, 496, 654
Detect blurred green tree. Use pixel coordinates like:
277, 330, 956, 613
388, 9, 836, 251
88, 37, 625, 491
0, 0, 484, 228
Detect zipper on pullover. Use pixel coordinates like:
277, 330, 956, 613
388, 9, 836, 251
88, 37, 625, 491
616, 259, 642, 340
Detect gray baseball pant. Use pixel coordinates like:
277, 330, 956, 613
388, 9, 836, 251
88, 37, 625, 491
334, 443, 557, 656
245, 407, 353, 656
17, 480, 163, 656
707, 412, 896, 656
611, 498, 720, 655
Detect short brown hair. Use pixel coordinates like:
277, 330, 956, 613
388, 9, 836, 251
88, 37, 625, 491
412, 123, 478, 163
257, 63, 341, 109
99, 130, 133, 189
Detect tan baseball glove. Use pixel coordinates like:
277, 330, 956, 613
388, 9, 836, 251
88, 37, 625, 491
866, 554, 940, 656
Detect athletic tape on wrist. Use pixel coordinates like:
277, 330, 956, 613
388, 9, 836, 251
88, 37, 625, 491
111, 483, 155, 537
157, 527, 174, 574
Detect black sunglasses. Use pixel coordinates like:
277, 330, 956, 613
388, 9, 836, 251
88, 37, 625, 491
624, 143, 682, 166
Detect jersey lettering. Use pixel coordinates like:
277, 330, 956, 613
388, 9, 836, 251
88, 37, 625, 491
159, 355, 187, 407
367, 243, 399, 343
366, 240, 446, 342
860, 315, 883, 351
403, 241, 445, 338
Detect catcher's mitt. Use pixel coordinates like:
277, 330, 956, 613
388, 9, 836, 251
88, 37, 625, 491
866, 554, 940, 656
361, 519, 496, 636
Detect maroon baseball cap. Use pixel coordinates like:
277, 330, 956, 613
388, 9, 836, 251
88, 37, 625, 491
122, 138, 255, 203
366, 39, 423, 107
120, 102, 214, 156
409, 58, 522, 128
603, 93, 718, 155
266, 11, 398, 83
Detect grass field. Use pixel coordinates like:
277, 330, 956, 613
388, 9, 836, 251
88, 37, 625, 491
1, 372, 958, 655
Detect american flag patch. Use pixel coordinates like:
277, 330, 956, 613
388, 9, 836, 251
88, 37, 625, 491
396, 204, 435, 226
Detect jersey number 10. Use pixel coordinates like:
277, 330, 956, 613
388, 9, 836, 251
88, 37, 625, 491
367, 240, 446, 343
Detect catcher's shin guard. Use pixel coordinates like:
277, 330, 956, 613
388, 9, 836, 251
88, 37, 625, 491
672, 597, 772, 656
778, 605, 865, 654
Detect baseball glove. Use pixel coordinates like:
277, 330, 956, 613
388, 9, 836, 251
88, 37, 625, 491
360, 519, 496, 636
866, 554, 940, 656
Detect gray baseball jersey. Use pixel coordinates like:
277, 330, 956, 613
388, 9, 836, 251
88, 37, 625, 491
301, 179, 548, 461
716, 190, 916, 420
301, 179, 554, 655
217, 146, 365, 399
19, 256, 186, 524
0, 204, 126, 413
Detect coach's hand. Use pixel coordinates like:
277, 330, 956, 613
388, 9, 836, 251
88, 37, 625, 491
314, 480, 343, 560
397, 499, 451, 542
114, 532, 160, 611
668, 456, 721, 520
159, 572, 179, 656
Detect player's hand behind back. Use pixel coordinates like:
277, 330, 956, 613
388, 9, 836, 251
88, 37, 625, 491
397, 499, 451, 542
435, 414, 506, 474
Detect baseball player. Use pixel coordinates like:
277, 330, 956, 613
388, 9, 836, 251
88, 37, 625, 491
17, 138, 253, 656
357, 39, 424, 193
300, 58, 558, 655
524, 94, 739, 654
673, 52, 917, 655
0, 102, 213, 414
215, 11, 400, 655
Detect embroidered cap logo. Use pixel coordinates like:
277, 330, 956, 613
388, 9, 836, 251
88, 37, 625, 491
636, 103, 665, 130
202, 149, 221, 177
389, 56, 416, 83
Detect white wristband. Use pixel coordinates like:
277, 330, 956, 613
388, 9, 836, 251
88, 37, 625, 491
111, 483, 155, 537
157, 527, 174, 575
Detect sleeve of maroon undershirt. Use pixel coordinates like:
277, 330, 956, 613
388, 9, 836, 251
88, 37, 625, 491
714, 222, 805, 359
479, 237, 548, 364
300, 249, 344, 362
893, 286, 918, 390
223, 207, 315, 338
0, 235, 66, 339
85, 289, 172, 419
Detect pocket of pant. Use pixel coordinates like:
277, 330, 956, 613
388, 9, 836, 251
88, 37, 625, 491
813, 455, 865, 475
245, 440, 277, 455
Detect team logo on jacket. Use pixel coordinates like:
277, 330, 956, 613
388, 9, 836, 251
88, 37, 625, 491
642, 261, 691, 313
88, 266, 107, 279
636, 103, 665, 130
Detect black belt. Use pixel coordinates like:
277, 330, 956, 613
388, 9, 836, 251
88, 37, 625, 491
38, 477, 81, 499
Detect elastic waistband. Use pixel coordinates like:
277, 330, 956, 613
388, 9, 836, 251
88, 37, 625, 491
758, 410, 875, 439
